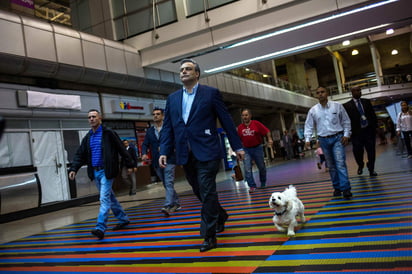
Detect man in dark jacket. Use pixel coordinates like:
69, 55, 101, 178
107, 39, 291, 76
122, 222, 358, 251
142, 107, 180, 217
159, 59, 244, 252
68, 109, 135, 240
343, 86, 378, 176
121, 140, 138, 195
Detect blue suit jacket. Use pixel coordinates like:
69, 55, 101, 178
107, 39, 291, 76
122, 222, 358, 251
142, 126, 175, 168
160, 84, 242, 165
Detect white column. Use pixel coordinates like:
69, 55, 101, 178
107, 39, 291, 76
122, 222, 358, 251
370, 42, 383, 87
279, 112, 286, 132
174, 0, 187, 21
271, 59, 278, 87
332, 54, 343, 94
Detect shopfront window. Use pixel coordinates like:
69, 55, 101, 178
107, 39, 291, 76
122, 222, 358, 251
185, 0, 237, 16
112, 0, 177, 40
0, 132, 32, 168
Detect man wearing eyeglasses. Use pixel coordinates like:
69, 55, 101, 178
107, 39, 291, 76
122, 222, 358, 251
142, 107, 181, 216
68, 109, 135, 240
159, 59, 244, 252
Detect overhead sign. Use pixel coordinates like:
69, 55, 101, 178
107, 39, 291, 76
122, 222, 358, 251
111, 100, 149, 114
21, 90, 81, 110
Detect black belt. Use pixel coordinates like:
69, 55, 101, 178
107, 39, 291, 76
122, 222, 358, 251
93, 166, 104, 171
245, 144, 262, 148
319, 131, 343, 138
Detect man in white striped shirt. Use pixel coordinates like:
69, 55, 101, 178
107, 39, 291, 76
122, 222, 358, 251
304, 87, 353, 199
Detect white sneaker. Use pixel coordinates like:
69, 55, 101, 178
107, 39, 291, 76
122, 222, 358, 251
170, 205, 182, 212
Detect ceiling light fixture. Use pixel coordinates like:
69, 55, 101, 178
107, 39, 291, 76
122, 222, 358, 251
225, 0, 397, 49
352, 49, 359, 55
386, 28, 394, 35
391, 49, 398, 55
204, 24, 388, 74
342, 40, 350, 46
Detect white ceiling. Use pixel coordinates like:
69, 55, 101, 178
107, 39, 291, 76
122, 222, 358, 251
127, 0, 412, 77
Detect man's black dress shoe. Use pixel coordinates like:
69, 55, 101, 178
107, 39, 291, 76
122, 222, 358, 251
216, 214, 229, 233
369, 171, 378, 176
200, 237, 217, 252
112, 221, 130, 231
333, 189, 341, 197
357, 167, 363, 175
343, 190, 353, 200
91, 229, 104, 240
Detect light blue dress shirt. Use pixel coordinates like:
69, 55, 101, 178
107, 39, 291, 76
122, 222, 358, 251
304, 100, 351, 142
154, 124, 162, 139
182, 83, 198, 123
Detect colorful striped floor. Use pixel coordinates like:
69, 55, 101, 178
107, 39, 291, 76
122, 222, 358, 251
1, 146, 412, 273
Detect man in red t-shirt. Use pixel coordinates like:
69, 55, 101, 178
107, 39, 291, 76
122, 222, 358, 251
237, 109, 273, 193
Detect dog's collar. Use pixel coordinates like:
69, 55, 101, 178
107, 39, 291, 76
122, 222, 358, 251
275, 209, 287, 216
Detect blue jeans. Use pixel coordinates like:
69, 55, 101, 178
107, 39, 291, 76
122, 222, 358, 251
243, 145, 267, 188
319, 133, 351, 192
94, 169, 129, 232
155, 164, 180, 208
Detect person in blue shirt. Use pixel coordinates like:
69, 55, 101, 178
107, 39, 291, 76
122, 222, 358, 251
69, 109, 135, 240
304, 87, 353, 199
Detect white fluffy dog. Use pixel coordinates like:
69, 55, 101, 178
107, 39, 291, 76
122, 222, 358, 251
268, 185, 306, 236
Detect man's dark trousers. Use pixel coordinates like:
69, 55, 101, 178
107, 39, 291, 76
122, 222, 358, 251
352, 127, 376, 171
182, 152, 227, 239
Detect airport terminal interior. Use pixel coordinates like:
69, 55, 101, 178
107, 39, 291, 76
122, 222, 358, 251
0, 0, 411, 273
1, 140, 411, 273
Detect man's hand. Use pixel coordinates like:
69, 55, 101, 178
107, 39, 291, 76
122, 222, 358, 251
236, 150, 245, 161
127, 168, 134, 175
267, 139, 274, 147
141, 154, 149, 161
159, 155, 167, 168
305, 141, 311, 150
68, 171, 76, 180
341, 136, 349, 146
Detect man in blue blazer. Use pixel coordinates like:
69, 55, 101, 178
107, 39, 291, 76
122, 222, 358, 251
159, 59, 244, 252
